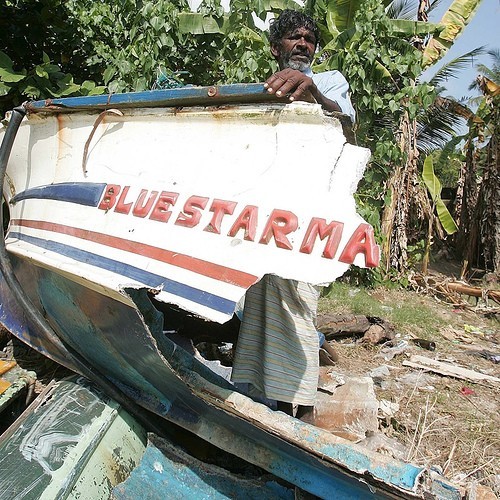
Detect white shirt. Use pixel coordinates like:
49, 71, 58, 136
303, 67, 356, 123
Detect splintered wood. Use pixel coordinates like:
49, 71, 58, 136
403, 355, 500, 385
410, 273, 500, 309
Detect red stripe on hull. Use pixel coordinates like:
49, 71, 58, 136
11, 219, 257, 288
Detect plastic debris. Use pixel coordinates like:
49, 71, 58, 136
459, 386, 475, 396
375, 340, 409, 361
410, 338, 436, 351
302, 375, 379, 441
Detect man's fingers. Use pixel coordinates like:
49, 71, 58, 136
264, 70, 313, 101
290, 81, 312, 101
265, 74, 287, 94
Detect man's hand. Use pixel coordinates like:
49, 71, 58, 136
264, 68, 315, 103
264, 68, 342, 113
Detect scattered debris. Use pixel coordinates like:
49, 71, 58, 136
465, 480, 499, 500
317, 368, 345, 394
466, 350, 500, 364
317, 313, 371, 337
319, 340, 340, 364
317, 314, 394, 343
403, 355, 500, 385
396, 371, 436, 392
440, 326, 476, 343
302, 372, 379, 441
368, 365, 391, 388
410, 338, 436, 351
319, 347, 337, 366
410, 273, 500, 308
375, 340, 410, 361
459, 387, 475, 396
378, 399, 399, 418
357, 431, 408, 461
361, 323, 395, 344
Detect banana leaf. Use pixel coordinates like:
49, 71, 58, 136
178, 13, 223, 34
389, 19, 441, 36
324, 0, 394, 32
422, 155, 458, 234
422, 0, 482, 68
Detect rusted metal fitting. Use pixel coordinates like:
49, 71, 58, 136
207, 86, 218, 97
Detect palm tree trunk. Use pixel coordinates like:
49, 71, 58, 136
455, 142, 480, 272
381, 111, 416, 273
478, 110, 500, 272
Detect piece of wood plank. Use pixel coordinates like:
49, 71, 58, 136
445, 282, 500, 303
0, 360, 16, 376
402, 355, 500, 385
0, 379, 11, 395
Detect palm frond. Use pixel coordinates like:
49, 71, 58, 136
427, 0, 445, 15
416, 96, 471, 153
436, 134, 467, 163
485, 48, 500, 65
386, 0, 418, 20
478, 49, 500, 84
426, 46, 486, 87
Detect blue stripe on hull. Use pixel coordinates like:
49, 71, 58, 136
8, 232, 235, 315
11, 182, 107, 206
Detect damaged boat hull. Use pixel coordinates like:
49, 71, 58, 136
0, 85, 459, 498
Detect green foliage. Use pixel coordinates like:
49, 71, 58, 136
62, 0, 297, 92
429, 142, 464, 188
0, 1, 105, 112
0, 50, 105, 102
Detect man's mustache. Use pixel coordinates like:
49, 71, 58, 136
290, 48, 311, 58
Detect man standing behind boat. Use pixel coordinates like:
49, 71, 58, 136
231, 10, 355, 418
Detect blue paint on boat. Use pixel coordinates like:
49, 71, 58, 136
11, 182, 106, 206
28, 84, 276, 112
0, 251, 463, 499
113, 435, 295, 500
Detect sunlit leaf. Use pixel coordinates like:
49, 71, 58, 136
422, 155, 458, 234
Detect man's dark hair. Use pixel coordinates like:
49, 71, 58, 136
269, 10, 320, 48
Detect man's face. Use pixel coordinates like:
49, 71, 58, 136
272, 26, 316, 71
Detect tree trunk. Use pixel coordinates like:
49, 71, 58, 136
455, 142, 480, 271
455, 100, 499, 275
478, 110, 500, 272
381, 110, 434, 275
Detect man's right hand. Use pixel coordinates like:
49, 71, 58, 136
264, 69, 342, 113
264, 69, 316, 104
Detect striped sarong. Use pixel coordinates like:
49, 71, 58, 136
231, 275, 320, 405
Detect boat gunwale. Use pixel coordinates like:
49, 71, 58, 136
26, 83, 283, 114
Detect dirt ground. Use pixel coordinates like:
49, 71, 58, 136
316, 271, 499, 498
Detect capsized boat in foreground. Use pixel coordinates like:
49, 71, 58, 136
0, 84, 460, 498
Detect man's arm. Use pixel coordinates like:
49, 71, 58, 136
264, 68, 342, 113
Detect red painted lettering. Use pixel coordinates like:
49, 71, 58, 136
149, 191, 179, 223
228, 205, 258, 241
204, 199, 237, 234
175, 196, 209, 228
132, 190, 159, 218
259, 209, 297, 250
114, 186, 133, 214
98, 184, 121, 211
338, 223, 380, 267
300, 218, 344, 258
